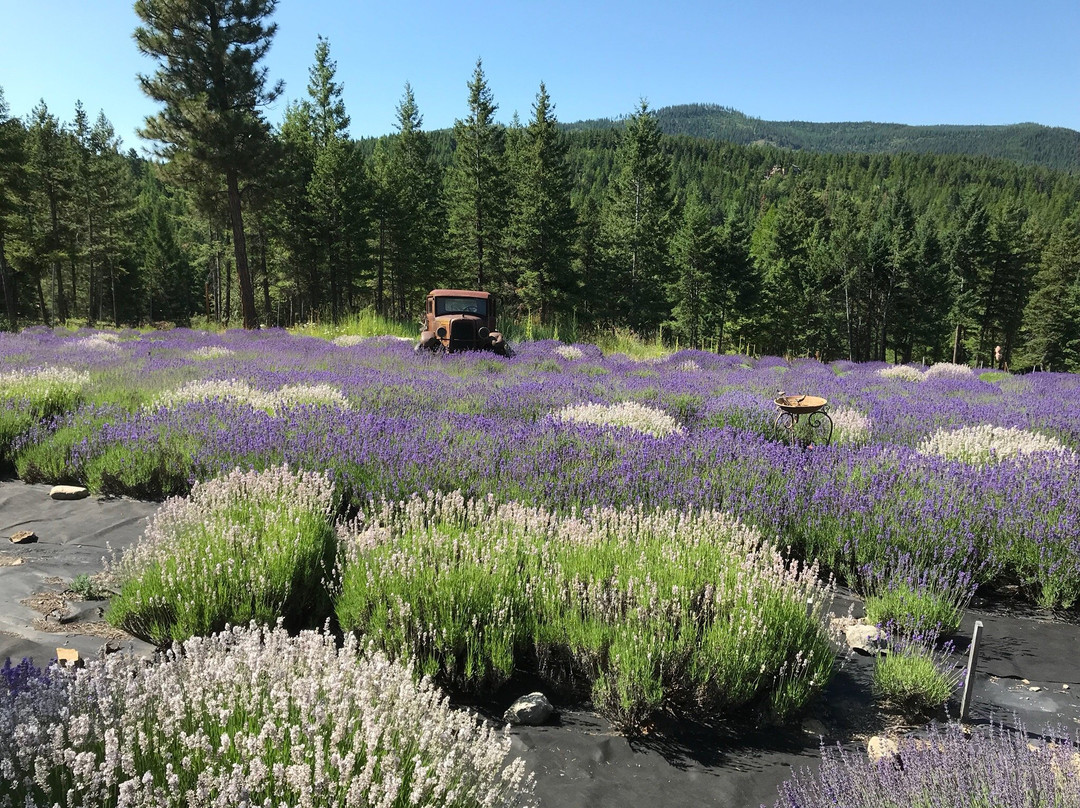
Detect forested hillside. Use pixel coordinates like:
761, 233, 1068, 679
1, 3, 1079, 371
566, 104, 1080, 174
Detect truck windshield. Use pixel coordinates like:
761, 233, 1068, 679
435, 297, 488, 316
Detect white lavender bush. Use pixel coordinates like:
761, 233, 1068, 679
922, 361, 976, 381
0, 366, 90, 410
1, 367, 92, 459
106, 465, 337, 644
876, 364, 924, 382
917, 424, 1071, 464
554, 401, 683, 438
336, 492, 834, 732
190, 345, 234, 360
0, 624, 532, 808
829, 407, 873, 447
553, 344, 584, 360
151, 379, 349, 414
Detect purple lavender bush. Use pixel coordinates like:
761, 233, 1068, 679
773, 721, 1080, 808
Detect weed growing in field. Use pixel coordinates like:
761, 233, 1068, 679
335, 492, 834, 732
105, 465, 337, 644
0, 624, 532, 808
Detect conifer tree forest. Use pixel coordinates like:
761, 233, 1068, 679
2, 1, 1080, 370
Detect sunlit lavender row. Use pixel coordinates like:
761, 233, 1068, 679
3, 326, 1077, 611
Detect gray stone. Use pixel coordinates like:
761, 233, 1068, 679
845, 623, 885, 655
504, 692, 555, 726
49, 485, 90, 501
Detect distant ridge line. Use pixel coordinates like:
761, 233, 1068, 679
561, 103, 1080, 173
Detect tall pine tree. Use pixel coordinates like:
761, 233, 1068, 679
445, 59, 508, 292
505, 82, 576, 323
373, 82, 444, 319
600, 100, 673, 332
134, 0, 282, 329
0, 87, 24, 328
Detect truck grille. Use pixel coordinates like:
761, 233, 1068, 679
449, 319, 476, 351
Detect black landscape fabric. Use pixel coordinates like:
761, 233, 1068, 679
1, 480, 1079, 808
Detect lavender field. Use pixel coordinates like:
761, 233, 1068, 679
2, 325, 1080, 807
4, 325, 1079, 610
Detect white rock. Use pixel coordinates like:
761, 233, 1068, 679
49, 485, 89, 500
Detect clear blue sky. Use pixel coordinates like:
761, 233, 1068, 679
2, 0, 1078, 152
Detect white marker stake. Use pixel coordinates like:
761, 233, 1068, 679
960, 619, 984, 722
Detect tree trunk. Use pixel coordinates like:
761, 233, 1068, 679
36, 269, 50, 327
48, 194, 67, 323
258, 226, 271, 317
0, 231, 17, 329
225, 168, 258, 329
376, 217, 386, 315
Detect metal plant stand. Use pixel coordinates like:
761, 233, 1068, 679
774, 394, 833, 447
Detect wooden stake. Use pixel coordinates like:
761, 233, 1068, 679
960, 620, 984, 722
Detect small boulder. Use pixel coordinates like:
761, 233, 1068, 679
845, 623, 885, 655
9, 530, 37, 544
867, 735, 900, 763
50, 485, 89, 501
504, 692, 555, 726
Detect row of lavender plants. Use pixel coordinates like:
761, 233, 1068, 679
0, 626, 532, 808
100, 467, 834, 733
334, 491, 835, 731
775, 720, 1080, 808
2, 327, 1078, 615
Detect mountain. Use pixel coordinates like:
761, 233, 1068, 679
563, 104, 1080, 173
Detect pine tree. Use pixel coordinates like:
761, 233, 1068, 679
946, 193, 991, 363
600, 100, 673, 332
138, 172, 193, 325
301, 37, 368, 322
979, 203, 1035, 367
373, 83, 444, 319
26, 101, 74, 324
134, 0, 283, 329
0, 87, 24, 328
1019, 217, 1080, 371
505, 82, 576, 323
668, 191, 717, 347
445, 59, 508, 291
